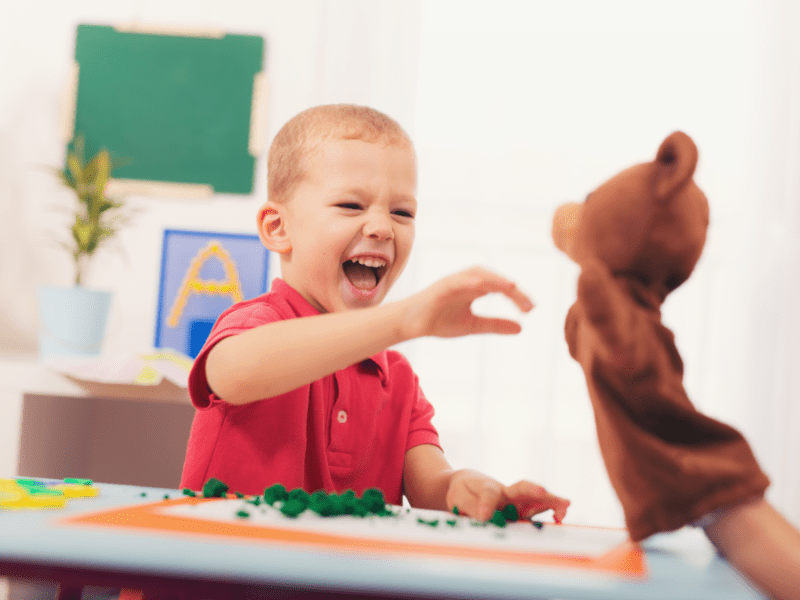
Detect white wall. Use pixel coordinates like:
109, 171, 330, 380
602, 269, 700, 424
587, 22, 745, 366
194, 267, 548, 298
2, 0, 798, 528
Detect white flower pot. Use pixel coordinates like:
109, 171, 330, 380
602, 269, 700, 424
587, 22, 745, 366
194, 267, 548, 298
37, 285, 112, 359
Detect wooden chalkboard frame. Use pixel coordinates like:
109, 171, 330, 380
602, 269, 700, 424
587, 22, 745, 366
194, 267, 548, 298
69, 24, 266, 196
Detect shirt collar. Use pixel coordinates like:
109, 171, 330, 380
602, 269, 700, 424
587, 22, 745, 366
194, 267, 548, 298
270, 278, 389, 382
271, 278, 321, 318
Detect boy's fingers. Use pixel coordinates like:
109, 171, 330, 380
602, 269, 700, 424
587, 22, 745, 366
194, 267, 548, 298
473, 317, 523, 335
552, 499, 570, 523
504, 481, 571, 522
476, 481, 503, 522
521, 497, 571, 522
463, 268, 534, 312
502, 284, 535, 312
481, 280, 534, 313
504, 480, 547, 499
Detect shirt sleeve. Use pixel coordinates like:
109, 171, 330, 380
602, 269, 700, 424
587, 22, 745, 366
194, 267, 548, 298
406, 380, 442, 452
187, 301, 283, 409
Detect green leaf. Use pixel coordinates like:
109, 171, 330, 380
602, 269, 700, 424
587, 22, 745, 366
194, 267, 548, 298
72, 219, 94, 252
66, 152, 85, 191
90, 149, 111, 204
57, 135, 134, 282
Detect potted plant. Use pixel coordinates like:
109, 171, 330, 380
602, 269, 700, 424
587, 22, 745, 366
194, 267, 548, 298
38, 136, 131, 359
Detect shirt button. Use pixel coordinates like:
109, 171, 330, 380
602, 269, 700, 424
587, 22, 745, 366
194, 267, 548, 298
337, 410, 347, 424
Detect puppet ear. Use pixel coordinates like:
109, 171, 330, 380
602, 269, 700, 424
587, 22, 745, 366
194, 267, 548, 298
653, 131, 698, 201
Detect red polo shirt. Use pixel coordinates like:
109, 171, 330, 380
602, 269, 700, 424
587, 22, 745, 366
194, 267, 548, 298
180, 279, 440, 503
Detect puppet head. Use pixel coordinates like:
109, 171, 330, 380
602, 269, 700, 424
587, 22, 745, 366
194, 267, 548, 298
552, 132, 709, 303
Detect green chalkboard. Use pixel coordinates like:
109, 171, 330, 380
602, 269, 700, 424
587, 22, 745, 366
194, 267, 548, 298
71, 24, 264, 194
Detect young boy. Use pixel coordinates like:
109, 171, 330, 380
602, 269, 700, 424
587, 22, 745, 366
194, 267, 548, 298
180, 104, 569, 523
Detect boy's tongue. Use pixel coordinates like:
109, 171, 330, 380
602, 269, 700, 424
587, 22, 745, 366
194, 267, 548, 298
343, 261, 378, 291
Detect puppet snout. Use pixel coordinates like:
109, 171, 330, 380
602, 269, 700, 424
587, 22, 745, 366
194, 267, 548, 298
552, 202, 583, 261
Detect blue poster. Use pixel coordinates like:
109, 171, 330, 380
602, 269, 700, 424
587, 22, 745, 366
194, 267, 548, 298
155, 229, 269, 358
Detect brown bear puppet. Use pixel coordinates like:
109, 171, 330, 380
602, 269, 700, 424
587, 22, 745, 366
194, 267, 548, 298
552, 132, 800, 600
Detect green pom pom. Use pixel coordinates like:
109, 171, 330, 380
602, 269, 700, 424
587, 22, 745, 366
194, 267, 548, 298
182, 488, 197, 497
202, 478, 229, 498
359, 488, 387, 514
309, 490, 335, 516
337, 490, 357, 515
280, 498, 307, 518
263, 483, 288, 505
501, 504, 519, 522
489, 509, 507, 528
287, 488, 311, 508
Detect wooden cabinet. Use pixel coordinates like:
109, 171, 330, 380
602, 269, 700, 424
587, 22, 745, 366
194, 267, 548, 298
0, 355, 194, 489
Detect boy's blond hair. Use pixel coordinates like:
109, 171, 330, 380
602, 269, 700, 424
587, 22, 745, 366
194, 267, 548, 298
267, 104, 414, 204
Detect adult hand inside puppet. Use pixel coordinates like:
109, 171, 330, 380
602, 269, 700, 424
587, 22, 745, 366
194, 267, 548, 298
551, 131, 800, 600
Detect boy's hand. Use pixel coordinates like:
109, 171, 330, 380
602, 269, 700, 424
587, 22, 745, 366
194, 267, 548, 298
445, 469, 570, 523
401, 267, 534, 340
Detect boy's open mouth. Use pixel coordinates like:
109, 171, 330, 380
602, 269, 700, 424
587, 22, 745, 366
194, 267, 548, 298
343, 257, 387, 291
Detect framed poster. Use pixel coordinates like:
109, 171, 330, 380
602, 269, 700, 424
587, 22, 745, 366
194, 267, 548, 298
155, 229, 269, 358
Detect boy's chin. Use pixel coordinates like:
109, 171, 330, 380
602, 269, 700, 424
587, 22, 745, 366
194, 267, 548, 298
339, 279, 385, 309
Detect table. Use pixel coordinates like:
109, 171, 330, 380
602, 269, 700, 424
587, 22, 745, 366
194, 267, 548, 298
0, 480, 768, 600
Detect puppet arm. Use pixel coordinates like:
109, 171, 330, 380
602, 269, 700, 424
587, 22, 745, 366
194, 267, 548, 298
577, 259, 650, 372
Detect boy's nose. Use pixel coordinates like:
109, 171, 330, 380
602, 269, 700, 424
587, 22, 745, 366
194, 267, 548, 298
363, 213, 394, 240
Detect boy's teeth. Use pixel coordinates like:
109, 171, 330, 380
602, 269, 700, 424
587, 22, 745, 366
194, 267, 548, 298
354, 257, 386, 268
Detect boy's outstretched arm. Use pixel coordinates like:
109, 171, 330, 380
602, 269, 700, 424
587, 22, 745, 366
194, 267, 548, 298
703, 498, 800, 600
403, 444, 570, 523
207, 267, 533, 404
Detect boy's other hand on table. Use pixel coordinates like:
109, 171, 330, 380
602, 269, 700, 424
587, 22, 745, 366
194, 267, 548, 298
446, 469, 570, 523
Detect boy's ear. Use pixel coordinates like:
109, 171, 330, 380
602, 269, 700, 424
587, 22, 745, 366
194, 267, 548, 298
257, 202, 291, 254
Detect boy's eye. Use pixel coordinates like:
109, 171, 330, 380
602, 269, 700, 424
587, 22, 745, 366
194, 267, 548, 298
337, 202, 362, 210
392, 210, 414, 218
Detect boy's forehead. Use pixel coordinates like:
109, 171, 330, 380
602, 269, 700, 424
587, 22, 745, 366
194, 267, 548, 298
296, 138, 417, 200
309, 137, 416, 172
